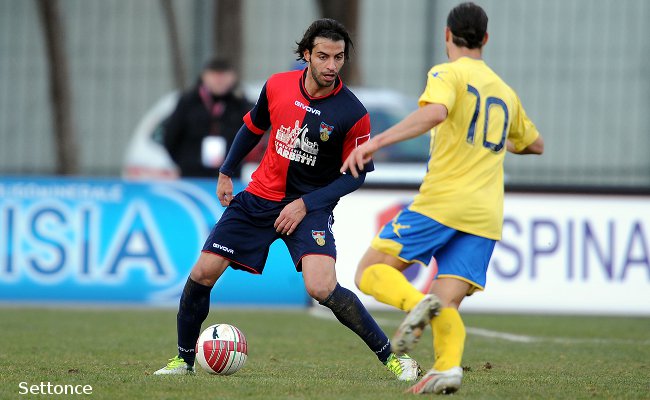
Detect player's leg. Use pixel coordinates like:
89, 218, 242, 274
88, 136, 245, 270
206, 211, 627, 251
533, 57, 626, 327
356, 208, 453, 316
407, 232, 495, 394
355, 247, 426, 313
301, 255, 419, 381
303, 255, 391, 361
154, 252, 229, 375
406, 278, 468, 395
285, 209, 419, 381
428, 233, 494, 373
429, 278, 470, 372
176, 253, 230, 364
155, 191, 279, 375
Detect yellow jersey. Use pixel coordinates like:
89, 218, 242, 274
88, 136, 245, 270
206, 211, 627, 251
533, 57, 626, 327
410, 57, 539, 240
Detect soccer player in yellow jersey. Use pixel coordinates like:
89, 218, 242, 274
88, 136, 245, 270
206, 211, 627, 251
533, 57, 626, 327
341, 2, 544, 395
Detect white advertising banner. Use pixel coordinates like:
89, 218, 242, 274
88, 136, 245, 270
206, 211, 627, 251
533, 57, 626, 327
333, 191, 650, 315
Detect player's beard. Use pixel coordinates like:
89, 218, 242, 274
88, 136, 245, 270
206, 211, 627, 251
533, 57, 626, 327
311, 67, 337, 88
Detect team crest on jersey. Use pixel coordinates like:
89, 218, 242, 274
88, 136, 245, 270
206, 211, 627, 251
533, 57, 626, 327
311, 230, 326, 246
319, 122, 334, 142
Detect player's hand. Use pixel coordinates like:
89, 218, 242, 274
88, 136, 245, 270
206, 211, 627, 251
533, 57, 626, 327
274, 198, 307, 235
340, 139, 378, 178
216, 172, 234, 206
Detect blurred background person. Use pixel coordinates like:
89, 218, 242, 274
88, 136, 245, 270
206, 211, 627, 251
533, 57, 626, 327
162, 57, 257, 178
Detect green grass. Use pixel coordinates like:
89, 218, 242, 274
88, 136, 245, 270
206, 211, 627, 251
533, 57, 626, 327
0, 308, 648, 399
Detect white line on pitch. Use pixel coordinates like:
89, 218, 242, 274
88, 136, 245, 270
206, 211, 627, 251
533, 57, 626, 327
308, 306, 650, 346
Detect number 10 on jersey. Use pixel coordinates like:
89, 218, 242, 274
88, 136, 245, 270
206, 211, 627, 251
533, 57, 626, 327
465, 84, 508, 153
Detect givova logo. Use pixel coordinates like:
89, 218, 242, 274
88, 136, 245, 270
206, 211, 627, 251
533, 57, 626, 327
212, 243, 234, 254
294, 100, 321, 116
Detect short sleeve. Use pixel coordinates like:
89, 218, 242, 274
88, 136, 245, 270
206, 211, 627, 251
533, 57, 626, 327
418, 64, 457, 112
508, 93, 540, 152
243, 83, 271, 135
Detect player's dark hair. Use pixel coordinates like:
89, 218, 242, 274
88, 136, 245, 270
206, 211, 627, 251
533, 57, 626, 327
447, 2, 488, 49
295, 18, 354, 61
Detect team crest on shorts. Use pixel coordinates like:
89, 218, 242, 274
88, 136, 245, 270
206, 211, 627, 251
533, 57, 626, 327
311, 230, 326, 246
319, 122, 333, 142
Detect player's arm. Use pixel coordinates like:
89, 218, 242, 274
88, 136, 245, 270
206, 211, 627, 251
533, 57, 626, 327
506, 93, 544, 156
302, 172, 366, 211
217, 83, 271, 206
341, 103, 447, 177
219, 125, 264, 177
217, 124, 264, 206
507, 135, 544, 155
273, 172, 367, 235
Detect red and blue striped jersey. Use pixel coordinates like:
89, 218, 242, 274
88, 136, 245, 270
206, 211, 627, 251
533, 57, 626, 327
243, 69, 372, 202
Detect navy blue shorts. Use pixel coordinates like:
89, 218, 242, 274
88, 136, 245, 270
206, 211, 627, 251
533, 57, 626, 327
202, 190, 336, 274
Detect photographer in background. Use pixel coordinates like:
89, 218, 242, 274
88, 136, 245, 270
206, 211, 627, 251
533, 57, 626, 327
162, 58, 256, 178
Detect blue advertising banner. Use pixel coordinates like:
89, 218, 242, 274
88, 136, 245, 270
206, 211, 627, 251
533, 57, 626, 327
0, 176, 309, 306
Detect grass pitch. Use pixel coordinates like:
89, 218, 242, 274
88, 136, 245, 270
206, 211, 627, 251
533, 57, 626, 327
0, 307, 648, 399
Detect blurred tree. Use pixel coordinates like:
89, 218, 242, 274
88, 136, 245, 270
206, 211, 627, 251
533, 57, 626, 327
35, 0, 78, 174
213, 0, 243, 72
317, 0, 361, 86
160, 0, 187, 90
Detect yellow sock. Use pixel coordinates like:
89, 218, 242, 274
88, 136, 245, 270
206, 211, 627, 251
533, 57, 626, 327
432, 307, 465, 371
358, 264, 424, 312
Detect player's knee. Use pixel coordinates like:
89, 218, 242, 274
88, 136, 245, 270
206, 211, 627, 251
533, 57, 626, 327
189, 254, 228, 286
305, 281, 335, 303
189, 268, 216, 287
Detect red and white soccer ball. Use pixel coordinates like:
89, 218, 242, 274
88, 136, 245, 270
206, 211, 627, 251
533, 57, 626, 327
195, 324, 248, 375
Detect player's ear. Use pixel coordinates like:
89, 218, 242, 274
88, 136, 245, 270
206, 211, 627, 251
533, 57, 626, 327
444, 27, 451, 42
303, 49, 311, 64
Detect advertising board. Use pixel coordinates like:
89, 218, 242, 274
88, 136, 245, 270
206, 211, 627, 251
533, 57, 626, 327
0, 177, 309, 307
333, 190, 650, 315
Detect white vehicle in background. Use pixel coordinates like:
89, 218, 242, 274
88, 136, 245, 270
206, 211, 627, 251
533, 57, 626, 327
123, 83, 429, 185
123, 92, 182, 179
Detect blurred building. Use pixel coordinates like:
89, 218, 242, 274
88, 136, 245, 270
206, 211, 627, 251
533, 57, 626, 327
0, 0, 649, 188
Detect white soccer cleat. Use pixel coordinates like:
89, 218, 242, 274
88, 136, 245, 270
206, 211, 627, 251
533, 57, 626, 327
392, 294, 441, 354
385, 353, 421, 382
406, 366, 463, 395
153, 356, 195, 375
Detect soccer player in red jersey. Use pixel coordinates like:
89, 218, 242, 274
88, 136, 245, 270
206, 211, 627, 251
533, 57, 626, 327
154, 18, 419, 381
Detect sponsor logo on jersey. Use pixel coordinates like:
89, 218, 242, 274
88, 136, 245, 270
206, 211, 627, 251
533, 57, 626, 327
212, 243, 234, 254
274, 120, 319, 166
319, 122, 334, 142
311, 230, 326, 246
294, 100, 321, 116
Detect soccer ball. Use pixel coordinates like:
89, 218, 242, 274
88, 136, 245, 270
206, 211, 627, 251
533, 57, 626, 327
195, 324, 248, 375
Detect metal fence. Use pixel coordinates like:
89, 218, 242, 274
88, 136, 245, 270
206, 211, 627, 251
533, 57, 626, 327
1, 0, 648, 189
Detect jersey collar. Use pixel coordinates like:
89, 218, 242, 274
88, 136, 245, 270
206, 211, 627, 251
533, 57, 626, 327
299, 68, 343, 101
